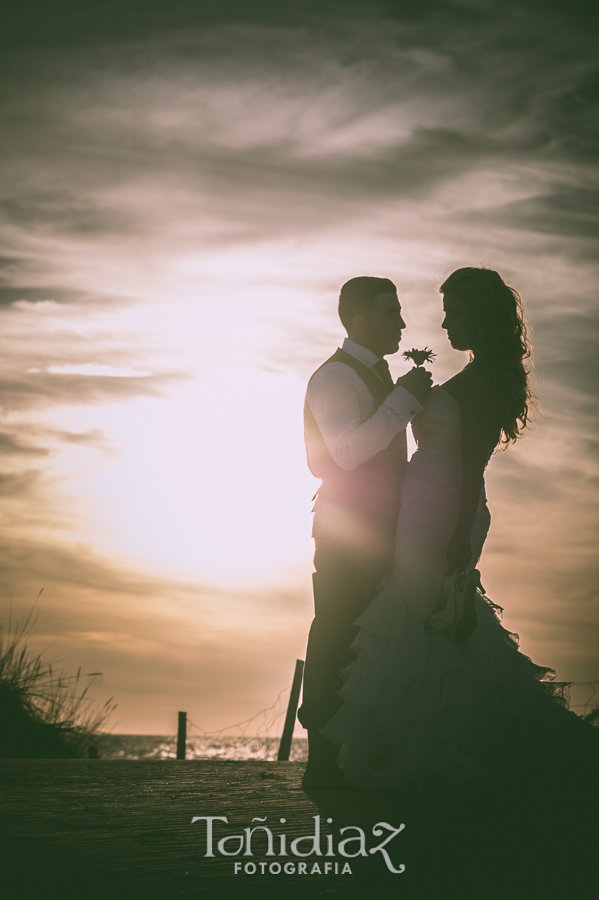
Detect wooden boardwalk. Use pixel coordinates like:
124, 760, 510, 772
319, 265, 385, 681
1, 758, 597, 899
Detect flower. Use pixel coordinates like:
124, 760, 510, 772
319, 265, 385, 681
402, 347, 437, 367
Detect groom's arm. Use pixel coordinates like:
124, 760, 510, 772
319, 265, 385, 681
307, 364, 423, 471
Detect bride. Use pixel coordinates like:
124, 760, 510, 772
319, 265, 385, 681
321, 266, 598, 794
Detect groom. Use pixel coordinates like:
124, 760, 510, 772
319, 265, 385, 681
298, 276, 432, 789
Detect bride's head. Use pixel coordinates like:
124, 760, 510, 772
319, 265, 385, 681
440, 266, 534, 445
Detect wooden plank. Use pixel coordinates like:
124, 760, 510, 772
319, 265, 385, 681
1, 758, 597, 899
0, 759, 387, 898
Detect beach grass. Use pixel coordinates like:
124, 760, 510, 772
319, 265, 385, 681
0, 595, 116, 758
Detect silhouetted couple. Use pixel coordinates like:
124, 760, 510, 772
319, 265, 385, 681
299, 270, 598, 792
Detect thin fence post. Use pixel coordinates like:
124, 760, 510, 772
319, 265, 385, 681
277, 659, 304, 761
177, 711, 187, 760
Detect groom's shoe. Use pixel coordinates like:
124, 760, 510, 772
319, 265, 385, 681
302, 730, 352, 790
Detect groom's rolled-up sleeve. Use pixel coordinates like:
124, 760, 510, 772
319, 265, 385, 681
307, 365, 422, 471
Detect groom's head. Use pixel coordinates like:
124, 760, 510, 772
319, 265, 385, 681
339, 276, 405, 358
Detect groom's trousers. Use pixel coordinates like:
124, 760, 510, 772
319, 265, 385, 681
297, 532, 393, 731
299, 346, 411, 733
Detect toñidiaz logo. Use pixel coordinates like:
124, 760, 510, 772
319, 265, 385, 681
190, 815, 406, 875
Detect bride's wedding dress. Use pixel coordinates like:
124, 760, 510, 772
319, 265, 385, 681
321, 385, 597, 793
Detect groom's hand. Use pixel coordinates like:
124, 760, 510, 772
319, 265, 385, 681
396, 366, 433, 403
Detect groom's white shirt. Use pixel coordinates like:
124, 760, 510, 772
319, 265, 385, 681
306, 337, 422, 471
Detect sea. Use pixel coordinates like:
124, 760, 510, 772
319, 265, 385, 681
91, 734, 308, 761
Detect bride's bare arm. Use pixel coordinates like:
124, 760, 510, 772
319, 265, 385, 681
444, 366, 500, 573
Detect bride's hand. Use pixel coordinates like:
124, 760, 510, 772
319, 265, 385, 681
445, 531, 472, 575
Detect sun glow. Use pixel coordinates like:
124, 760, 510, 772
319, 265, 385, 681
48, 369, 316, 588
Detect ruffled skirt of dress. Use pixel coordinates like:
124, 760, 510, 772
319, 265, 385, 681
320, 483, 599, 795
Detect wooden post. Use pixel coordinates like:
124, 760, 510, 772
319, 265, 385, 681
277, 659, 304, 762
176, 711, 187, 760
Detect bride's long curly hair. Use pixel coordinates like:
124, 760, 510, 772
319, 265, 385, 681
439, 267, 534, 445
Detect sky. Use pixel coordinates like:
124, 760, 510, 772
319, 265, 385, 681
0, 0, 597, 735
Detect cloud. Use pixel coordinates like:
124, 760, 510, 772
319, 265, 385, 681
1, 7, 596, 248
0, 284, 84, 308
0, 432, 48, 457
0, 471, 42, 497
45, 364, 150, 377
0, 372, 181, 412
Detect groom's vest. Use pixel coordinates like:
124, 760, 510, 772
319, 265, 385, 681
304, 349, 407, 554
